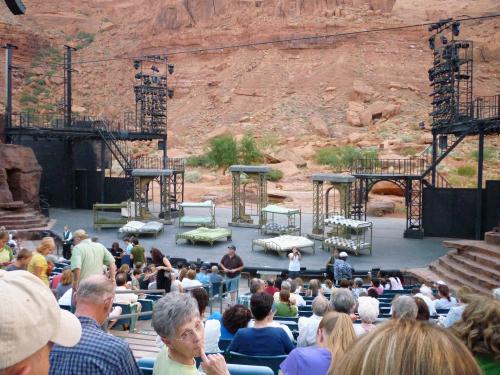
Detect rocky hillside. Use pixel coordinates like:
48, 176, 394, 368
1, 0, 499, 211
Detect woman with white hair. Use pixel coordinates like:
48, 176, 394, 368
353, 296, 379, 336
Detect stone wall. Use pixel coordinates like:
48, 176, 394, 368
0, 144, 42, 208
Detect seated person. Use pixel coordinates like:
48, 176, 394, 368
5, 248, 32, 271
228, 292, 294, 356
196, 265, 210, 284
367, 278, 384, 296
321, 279, 335, 295
264, 279, 279, 295
353, 296, 379, 336
305, 279, 321, 297
351, 278, 367, 300
208, 266, 224, 284
114, 272, 142, 313
208, 304, 253, 340
54, 268, 73, 299
181, 269, 203, 290
297, 295, 331, 347
434, 284, 458, 310
275, 290, 298, 317
139, 265, 157, 290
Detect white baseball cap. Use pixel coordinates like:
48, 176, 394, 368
0, 270, 82, 369
339, 252, 348, 258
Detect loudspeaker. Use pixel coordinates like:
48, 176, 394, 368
157, 139, 166, 150
4, 0, 26, 15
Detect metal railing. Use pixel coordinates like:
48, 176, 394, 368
130, 157, 185, 171
474, 94, 500, 120
350, 158, 426, 176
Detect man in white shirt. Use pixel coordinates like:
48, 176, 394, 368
114, 273, 140, 310
297, 295, 331, 346
181, 269, 203, 290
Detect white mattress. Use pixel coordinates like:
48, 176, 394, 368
324, 217, 371, 228
119, 221, 163, 233
324, 236, 371, 251
253, 235, 314, 251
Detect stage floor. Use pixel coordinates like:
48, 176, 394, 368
49, 208, 450, 271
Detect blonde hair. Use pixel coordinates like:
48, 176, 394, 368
60, 268, 73, 285
332, 319, 482, 375
456, 286, 474, 304
309, 279, 321, 296
0, 226, 7, 240
37, 237, 55, 254
452, 295, 500, 361
187, 269, 196, 280
119, 264, 130, 274
319, 312, 356, 374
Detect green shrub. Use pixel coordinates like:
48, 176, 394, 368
456, 165, 476, 177
207, 135, 238, 174
239, 132, 263, 165
401, 147, 417, 157
400, 135, 414, 142
267, 169, 283, 181
185, 171, 201, 183
75, 31, 95, 49
186, 155, 212, 167
470, 147, 496, 162
19, 92, 38, 106
315, 145, 378, 171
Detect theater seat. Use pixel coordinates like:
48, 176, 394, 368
225, 352, 287, 375
137, 357, 155, 375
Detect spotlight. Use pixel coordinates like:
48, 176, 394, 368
151, 65, 159, 73
168, 64, 174, 75
135, 72, 142, 80
419, 121, 425, 130
133, 60, 141, 70
441, 35, 448, 45
428, 35, 435, 50
452, 22, 460, 37
167, 89, 174, 99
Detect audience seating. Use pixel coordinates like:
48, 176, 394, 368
112, 303, 138, 331
273, 316, 298, 322
137, 299, 153, 321
144, 294, 163, 302
219, 338, 232, 351
298, 310, 312, 317
225, 352, 287, 375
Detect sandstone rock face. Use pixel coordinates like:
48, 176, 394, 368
367, 199, 395, 216
0, 144, 42, 208
269, 148, 307, 167
371, 180, 404, 196
309, 115, 330, 137
271, 160, 300, 177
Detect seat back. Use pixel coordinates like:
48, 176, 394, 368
225, 352, 287, 375
273, 316, 298, 322
219, 338, 232, 351
112, 303, 133, 330
144, 294, 163, 301
138, 299, 154, 320
227, 364, 274, 375
137, 357, 155, 375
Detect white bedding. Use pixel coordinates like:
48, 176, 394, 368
253, 235, 314, 252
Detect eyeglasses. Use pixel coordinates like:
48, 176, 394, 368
176, 320, 204, 342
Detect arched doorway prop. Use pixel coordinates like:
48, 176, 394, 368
229, 165, 270, 228
132, 168, 172, 223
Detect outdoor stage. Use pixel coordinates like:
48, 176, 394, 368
49, 207, 450, 272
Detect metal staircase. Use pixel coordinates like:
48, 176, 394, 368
94, 119, 133, 175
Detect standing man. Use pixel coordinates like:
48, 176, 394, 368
333, 252, 354, 285
62, 225, 73, 260
131, 238, 145, 267
325, 251, 336, 283
219, 245, 244, 303
71, 229, 116, 292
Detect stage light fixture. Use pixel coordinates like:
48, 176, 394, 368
134, 60, 141, 70
428, 36, 435, 50
452, 22, 460, 36
135, 72, 142, 79
151, 65, 159, 73
167, 89, 174, 99
419, 121, 425, 130
441, 36, 448, 45
168, 64, 174, 75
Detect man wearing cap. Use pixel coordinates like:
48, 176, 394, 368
333, 252, 354, 285
49, 274, 141, 375
0, 270, 81, 375
70, 229, 116, 291
219, 245, 244, 303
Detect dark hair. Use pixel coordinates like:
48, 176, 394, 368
222, 304, 252, 334
340, 279, 351, 288
115, 272, 127, 287
250, 292, 274, 321
132, 269, 142, 276
111, 242, 120, 250
411, 287, 420, 295
414, 297, 430, 321
266, 279, 274, 287
150, 248, 164, 265
438, 284, 451, 302
274, 277, 283, 290
367, 288, 379, 299
190, 287, 209, 316
371, 278, 381, 288
132, 239, 139, 245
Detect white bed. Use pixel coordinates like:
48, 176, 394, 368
179, 200, 215, 228
118, 221, 164, 237
252, 235, 315, 256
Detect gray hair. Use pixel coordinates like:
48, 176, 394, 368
312, 295, 330, 316
354, 278, 364, 287
211, 266, 219, 274
330, 289, 356, 314
152, 293, 199, 339
289, 281, 297, 293
392, 295, 418, 320
281, 281, 291, 291
77, 275, 115, 301
250, 278, 264, 294
357, 296, 379, 323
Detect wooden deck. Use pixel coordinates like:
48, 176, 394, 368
112, 327, 160, 359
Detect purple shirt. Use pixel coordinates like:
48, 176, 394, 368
280, 347, 331, 375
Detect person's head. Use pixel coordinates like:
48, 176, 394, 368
354, 277, 363, 288
63, 225, 69, 232
119, 264, 130, 274
281, 280, 291, 292
357, 296, 379, 324
115, 272, 128, 287
0, 227, 8, 247
330, 288, 356, 314
249, 278, 264, 294
289, 280, 299, 294
437, 284, 451, 301
324, 279, 333, 289
111, 242, 119, 250
132, 239, 139, 246
340, 279, 351, 289
338, 251, 348, 260
312, 295, 331, 317
132, 269, 142, 279
371, 278, 380, 288
222, 304, 252, 334
144, 265, 154, 275
179, 268, 188, 281
72, 229, 89, 245
75, 274, 116, 324
227, 245, 236, 256
317, 312, 356, 373
190, 287, 209, 317
186, 269, 196, 280
211, 265, 219, 274
60, 268, 73, 286
452, 295, 500, 361
414, 297, 430, 321
123, 237, 130, 244
392, 295, 418, 320
37, 237, 55, 256
15, 248, 33, 267
266, 279, 274, 287
250, 292, 274, 321
150, 248, 164, 264
200, 265, 208, 274
279, 289, 291, 304
274, 277, 283, 290
0, 270, 81, 375
419, 284, 434, 298
294, 277, 304, 288
456, 286, 473, 303
334, 319, 482, 375
367, 288, 379, 299
153, 293, 204, 361
309, 279, 321, 295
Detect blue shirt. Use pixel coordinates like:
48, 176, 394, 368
334, 259, 353, 282
280, 347, 331, 375
196, 272, 210, 284
207, 312, 234, 339
228, 326, 294, 356
49, 316, 141, 375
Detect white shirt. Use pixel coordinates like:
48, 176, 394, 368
434, 297, 458, 310
247, 320, 294, 342
181, 278, 203, 290
114, 286, 138, 304
297, 314, 322, 347
58, 288, 73, 306
204, 319, 221, 353
388, 277, 404, 290
288, 254, 301, 271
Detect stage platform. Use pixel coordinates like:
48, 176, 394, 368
49, 208, 450, 271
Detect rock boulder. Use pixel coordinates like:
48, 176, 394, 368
366, 199, 396, 216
